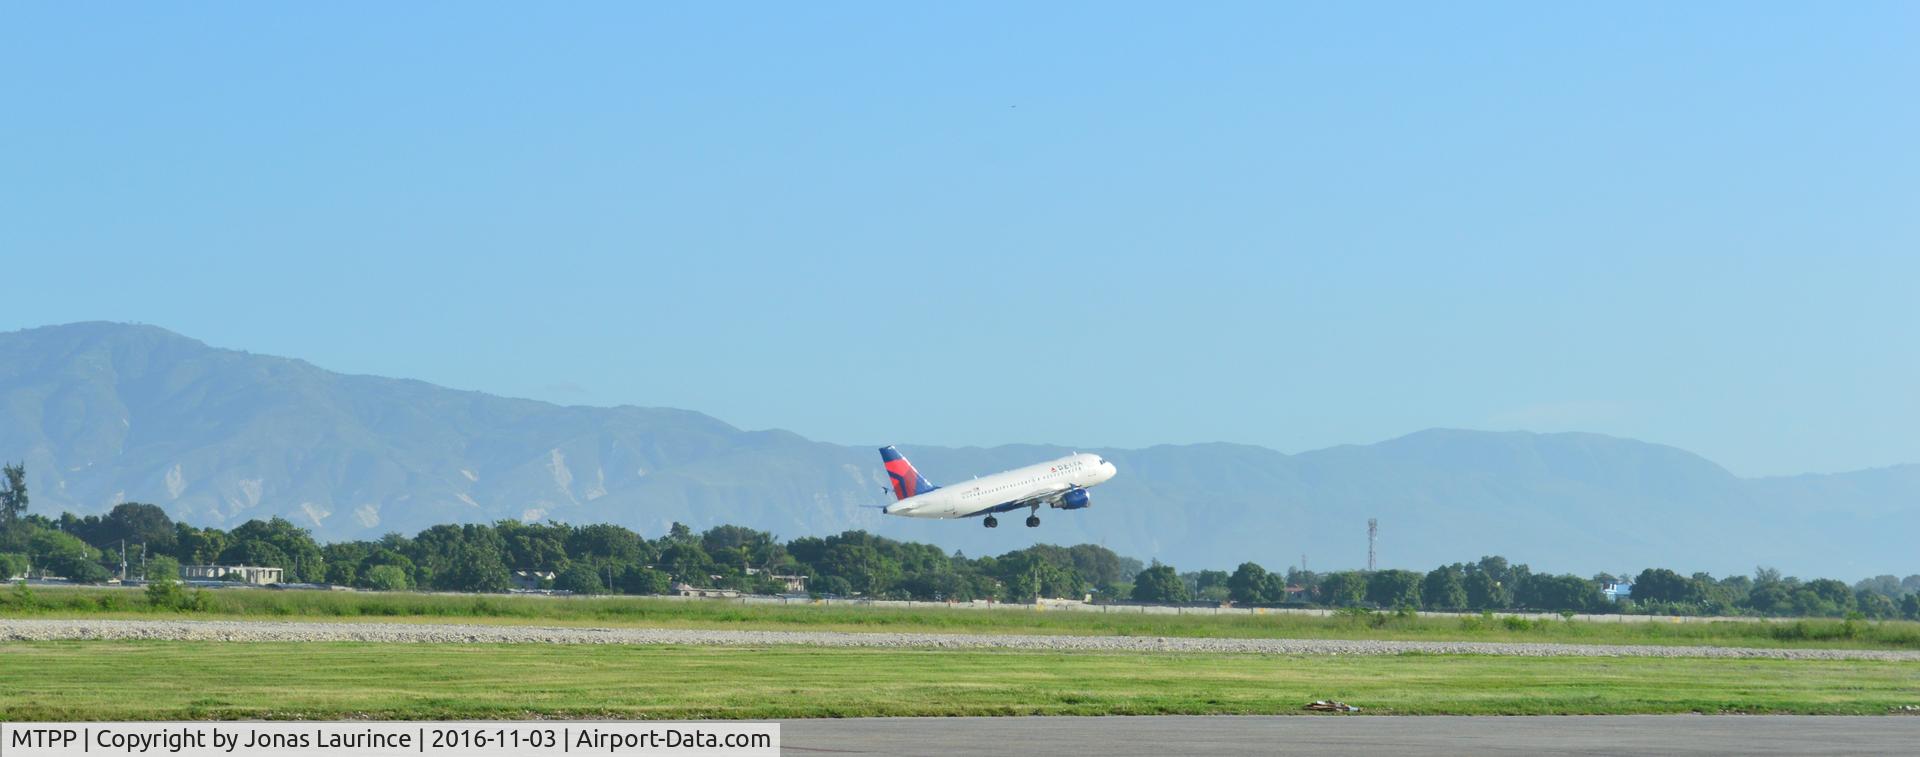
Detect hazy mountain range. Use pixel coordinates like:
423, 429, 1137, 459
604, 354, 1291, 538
2, 322, 1914, 578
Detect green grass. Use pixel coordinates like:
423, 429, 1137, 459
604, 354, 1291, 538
8, 585, 1920, 651
1, 641, 1916, 719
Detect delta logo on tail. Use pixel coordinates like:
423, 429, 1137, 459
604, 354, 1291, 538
875, 445, 1118, 529
880, 445, 938, 500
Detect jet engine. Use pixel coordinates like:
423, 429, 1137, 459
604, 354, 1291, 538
1058, 488, 1091, 509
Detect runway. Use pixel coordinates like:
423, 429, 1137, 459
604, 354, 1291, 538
781, 715, 1920, 756
4, 618, 1916, 660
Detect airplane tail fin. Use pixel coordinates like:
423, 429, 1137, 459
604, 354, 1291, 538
880, 445, 939, 500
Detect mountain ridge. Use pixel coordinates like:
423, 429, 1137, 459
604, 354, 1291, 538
2, 322, 1914, 578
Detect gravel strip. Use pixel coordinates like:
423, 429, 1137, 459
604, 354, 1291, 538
2, 619, 1916, 661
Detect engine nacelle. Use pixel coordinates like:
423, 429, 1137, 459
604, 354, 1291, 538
1058, 488, 1091, 509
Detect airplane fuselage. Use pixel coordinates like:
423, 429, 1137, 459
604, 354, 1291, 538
884, 453, 1116, 519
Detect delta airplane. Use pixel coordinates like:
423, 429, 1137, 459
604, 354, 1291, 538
877, 445, 1118, 528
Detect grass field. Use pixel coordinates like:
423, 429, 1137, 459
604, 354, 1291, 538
8, 585, 1920, 651
2, 641, 1916, 720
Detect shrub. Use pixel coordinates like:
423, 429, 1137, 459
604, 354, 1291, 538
3, 580, 39, 610
0, 552, 28, 580
145, 577, 207, 612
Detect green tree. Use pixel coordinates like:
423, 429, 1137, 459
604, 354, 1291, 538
1855, 590, 1897, 619
785, 535, 828, 569
994, 551, 1084, 602
97, 503, 176, 555
64, 560, 112, 583
819, 541, 900, 596
701, 525, 784, 570
144, 555, 182, 581
442, 540, 511, 592
1423, 566, 1468, 610
568, 523, 650, 570
900, 570, 976, 601
1854, 575, 1904, 600
1463, 571, 1508, 610
658, 542, 717, 585
1900, 594, 1920, 621
1745, 582, 1791, 615
221, 518, 325, 582
1366, 569, 1423, 608
1067, 544, 1131, 587
1227, 562, 1274, 604
409, 524, 512, 592
29, 529, 98, 579
1803, 579, 1854, 613
1130, 564, 1189, 603
1319, 572, 1367, 607
1631, 568, 1700, 605
1258, 572, 1290, 604
555, 564, 608, 594
363, 564, 411, 591
618, 566, 673, 595
1474, 556, 1513, 584
496, 521, 574, 573
172, 524, 228, 565
1515, 574, 1600, 612
220, 540, 291, 574
664, 522, 696, 546
321, 541, 371, 586
0, 463, 26, 522
1766, 579, 1853, 618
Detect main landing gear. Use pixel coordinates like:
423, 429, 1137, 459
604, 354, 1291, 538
985, 509, 1042, 528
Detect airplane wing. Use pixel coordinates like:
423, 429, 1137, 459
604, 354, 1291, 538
961, 483, 1073, 517
1011, 484, 1073, 508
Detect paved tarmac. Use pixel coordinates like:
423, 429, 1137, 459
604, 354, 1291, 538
780, 715, 1920, 756
6, 618, 1917, 660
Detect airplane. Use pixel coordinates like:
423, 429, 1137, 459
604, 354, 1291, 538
876, 445, 1118, 528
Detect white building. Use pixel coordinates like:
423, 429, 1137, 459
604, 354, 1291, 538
181, 565, 283, 585
672, 582, 741, 598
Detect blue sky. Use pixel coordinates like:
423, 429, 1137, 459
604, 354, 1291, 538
3, 4, 1915, 476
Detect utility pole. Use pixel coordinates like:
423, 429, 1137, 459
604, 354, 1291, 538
119, 539, 128, 582
1367, 518, 1378, 572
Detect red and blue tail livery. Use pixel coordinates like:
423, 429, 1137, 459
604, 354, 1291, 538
880, 445, 939, 500
877, 445, 1118, 529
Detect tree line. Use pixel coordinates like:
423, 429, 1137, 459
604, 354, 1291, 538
1, 464, 1916, 619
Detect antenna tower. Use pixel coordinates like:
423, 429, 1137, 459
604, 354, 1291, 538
1367, 518, 1378, 571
